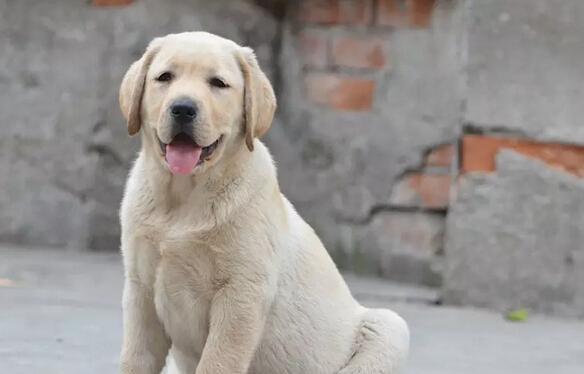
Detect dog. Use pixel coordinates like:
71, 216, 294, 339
118, 32, 409, 374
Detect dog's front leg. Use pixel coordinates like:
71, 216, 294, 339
120, 279, 170, 374
120, 237, 170, 374
195, 281, 272, 374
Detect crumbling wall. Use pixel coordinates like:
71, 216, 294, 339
444, 151, 584, 318
267, 0, 465, 285
441, 0, 584, 316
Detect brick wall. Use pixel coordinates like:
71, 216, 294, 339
92, 0, 133, 6
289, 0, 454, 286
461, 135, 584, 178
294, 1, 451, 213
296, 0, 436, 111
389, 143, 454, 210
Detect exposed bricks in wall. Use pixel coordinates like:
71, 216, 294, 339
389, 133, 584, 211
298, 0, 372, 25
338, 0, 373, 25
390, 172, 451, 209
298, 31, 329, 68
295, 2, 447, 212
377, 0, 437, 28
92, 0, 133, 6
296, 0, 436, 111
331, 36, 387, 69
409, 0, 437, 27
298, 0, 340, 24
389, 142, 454, 210
425, 143, 455, 168
377, 0, 407, 27
461, 135, 584, 178
304, 73, 375, 111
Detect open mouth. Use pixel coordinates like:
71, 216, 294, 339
160, 133, 222, 175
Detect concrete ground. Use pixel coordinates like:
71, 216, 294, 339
0, 246, 583, 374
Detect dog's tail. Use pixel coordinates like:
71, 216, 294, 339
339, 308, 410, 374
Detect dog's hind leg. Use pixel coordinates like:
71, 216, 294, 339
339, 308, 410, 374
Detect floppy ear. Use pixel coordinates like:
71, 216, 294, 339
236, 47, 277, 151
119, 39, 162, 136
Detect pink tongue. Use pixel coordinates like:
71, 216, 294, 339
165, 136, 202, 175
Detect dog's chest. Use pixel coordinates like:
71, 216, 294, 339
153, 242, 217, 356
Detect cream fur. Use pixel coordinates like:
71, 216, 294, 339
118, 32, 409, 374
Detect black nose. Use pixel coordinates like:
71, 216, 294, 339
170, 99, 198, 122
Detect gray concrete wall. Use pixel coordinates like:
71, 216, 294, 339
465, 0, 584, 143
444, 151, 584, 318
442, 0, 584, 317
0, 0, 278, 250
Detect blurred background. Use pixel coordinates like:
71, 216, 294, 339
1, 0, 583, 373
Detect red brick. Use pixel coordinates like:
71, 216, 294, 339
297, 31, 329, 68
461, 135, 584, 178
390, 172, 451, 209
410, 0, 436, 27
338, 0, 373, 25
298, 0, 340, 24
377, 0, 406, 27
331, 36, 387, 69
0, 278, 15, 287
304, 73, 375, 111
425, 144, 455, 168
92, 0, 133, 6
377, 0, 436, 28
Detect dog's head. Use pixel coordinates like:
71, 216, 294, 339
119, 32, 276, 175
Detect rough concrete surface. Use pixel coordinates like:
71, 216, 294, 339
1, 246, 584, 374
0, 0, 279, 250
465, 0, 584, 143
349, 211, 445, 286
443, 150, 584, 317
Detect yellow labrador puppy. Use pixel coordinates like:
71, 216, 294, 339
118, 32, 409, 374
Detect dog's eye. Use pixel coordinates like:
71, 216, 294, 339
209, 77, 229, 89
155, 72, 173, 82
